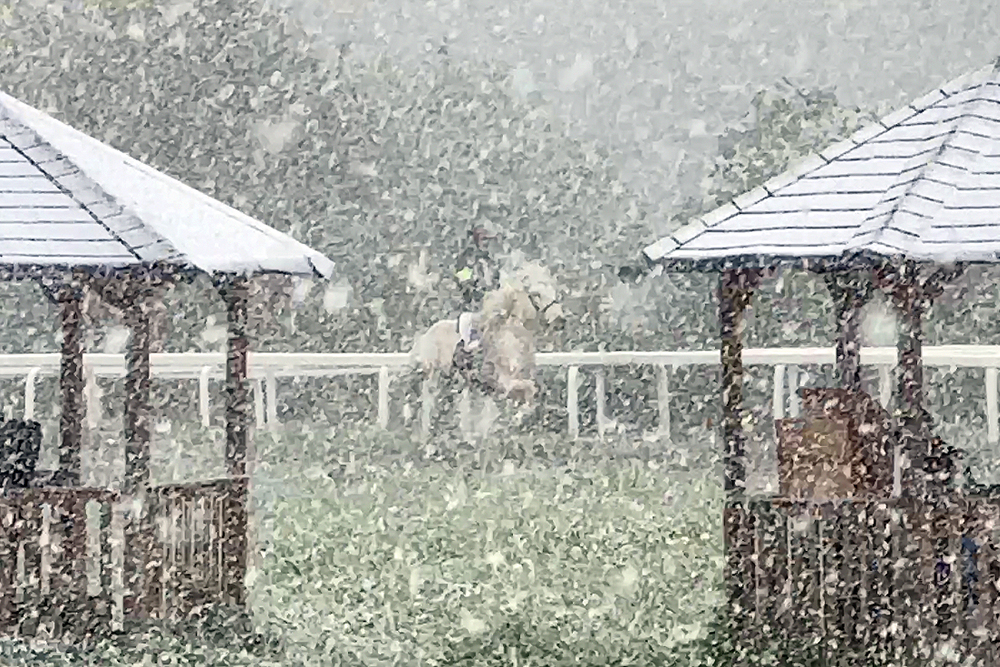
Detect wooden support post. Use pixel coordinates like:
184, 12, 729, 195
58, 278, 85, 486
222, 277, 250, 479
824, 271, 872, 392
122, 277, 154, 618
124, 295, 152, 495
719, 267, 761, 654
874, 260, 964, 498
896, 290, 928, 498
219, 276, 250, 608
720, 268, 759, 494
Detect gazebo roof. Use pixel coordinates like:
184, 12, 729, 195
0, 90, 334, 279
643, 59, 1000, 272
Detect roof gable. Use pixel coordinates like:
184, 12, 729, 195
643, 61, 1000, 270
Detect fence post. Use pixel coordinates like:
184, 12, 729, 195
85, 364, 100, 431
656, 364, 671, 440
266, 371, 278, 432
878, 365, 892, 410
420, 375, 434, 441
253, 378, 266, 429
377, 366, 390, 429
24, 367, 40, 421
567, 366, 580, 439
199, 366, 211, 429
773, 364, 786, 421
787, 365, 800, 418
595, 368, 609, 438
987, 367, 999, 445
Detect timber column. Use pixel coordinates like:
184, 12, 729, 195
220, 276, 251, 607
824, 271, 873, 392
719, 267, 761, 656
57, 271, 85, 486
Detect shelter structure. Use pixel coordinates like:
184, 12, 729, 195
0, 90, 334, 635
644, 59, 1000, 662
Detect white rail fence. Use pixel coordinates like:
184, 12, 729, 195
1, 346, 1000, 443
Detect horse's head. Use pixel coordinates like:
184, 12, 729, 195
490, 260, 565, 331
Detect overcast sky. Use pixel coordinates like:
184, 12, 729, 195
271, 0, 1000, 224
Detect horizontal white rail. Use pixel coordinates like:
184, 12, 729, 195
0, 345, 999, 379
2, 346, 1000, 445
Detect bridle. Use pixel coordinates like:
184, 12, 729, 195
526, 291, 559, 320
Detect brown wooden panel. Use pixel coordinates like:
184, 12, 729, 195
142, 491, 163, 620
752, 500, 787, 657
867, 500, 894, 662
784, 502, 822, 655
777, 418, 854, 500
16, 497, 42, 635
967, 498, 1000, 664
149, 478, 248, 618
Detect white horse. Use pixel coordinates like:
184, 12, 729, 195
409, 260, 563, 439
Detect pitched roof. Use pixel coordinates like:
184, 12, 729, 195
643, 60, 1000, 271
0, 90, 335, 278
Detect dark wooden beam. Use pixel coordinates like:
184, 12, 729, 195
123, 282, 152, 495
57, 276, 85, 486
872, 260, 967, 497
219, 275, 251, 608
823, 271, 873, 392
718, 267, 761, 653
719, 268, 760, 493
221, 276, 251, 478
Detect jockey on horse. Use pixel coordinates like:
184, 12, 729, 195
453, 226, 501, 382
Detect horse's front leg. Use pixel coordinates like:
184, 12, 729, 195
419, 368, 437, 442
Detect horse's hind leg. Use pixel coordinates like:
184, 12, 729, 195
419, 371, 436, 442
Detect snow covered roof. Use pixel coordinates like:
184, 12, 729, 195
643, 60, 1000, 272
0, 90, 334, 279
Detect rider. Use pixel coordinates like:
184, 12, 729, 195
453, 226, 501, 378
455, 225, 501, 312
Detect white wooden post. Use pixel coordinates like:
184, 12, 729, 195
987, 367, 999, 445
595, 368, 609, 438
878, 365, 892, 410
199, 366, 211, 428
772, 364, 786, 421
656, 364, 671, 439
110, 499, 126, 632
253, 378, 266, 429
24, 367, 40, 421
567, 365, 580, 439
266, 370, 278, 432
787, 365, 800, 418
377, 366, 390, 429
85, 364, 100, 430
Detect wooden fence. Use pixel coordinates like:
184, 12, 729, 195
741, 496, 1000, 663
0, 478, 247, 637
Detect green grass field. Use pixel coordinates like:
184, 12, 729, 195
246, 427, 728, 667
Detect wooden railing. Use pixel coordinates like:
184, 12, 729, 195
742, 496, 1000, 662
0, 487, 117, 636
148, 477, 248, 619
0, 479, 248, 636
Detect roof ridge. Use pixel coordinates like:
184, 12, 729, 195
848, 70, 1000, 252
642, 57, 1000, 269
